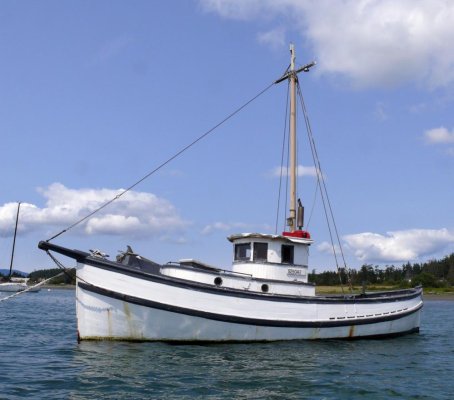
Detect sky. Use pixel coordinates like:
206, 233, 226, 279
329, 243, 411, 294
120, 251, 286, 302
0, 0, 453, 273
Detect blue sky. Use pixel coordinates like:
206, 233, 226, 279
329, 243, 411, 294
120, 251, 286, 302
1, 0, 453, 273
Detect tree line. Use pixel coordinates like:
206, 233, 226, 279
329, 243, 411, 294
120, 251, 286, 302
309, 253, 454, 288
27, 268, 76, 285
3, 253, 453, 288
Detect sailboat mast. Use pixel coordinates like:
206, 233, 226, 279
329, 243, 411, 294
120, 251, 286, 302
8, 202, 21, 279
288, 44, 297, 232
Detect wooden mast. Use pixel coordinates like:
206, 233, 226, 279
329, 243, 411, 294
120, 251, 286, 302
274, 46, 316, 233
288, 44, 297, 232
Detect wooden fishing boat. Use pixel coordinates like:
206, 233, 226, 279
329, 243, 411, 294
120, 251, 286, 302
38, 45, 422, 341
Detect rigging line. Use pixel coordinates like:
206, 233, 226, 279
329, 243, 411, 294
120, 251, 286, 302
297, 84, 340, 268
296, 83, 345, 292
46, 250, 77, 281
305, 101, 352, 289
295, 82, 299, 211
46, 81, 276, 242
46, 250, 90, 286
275, 80, 290, 234
0, 272, 66, 302
283, 119, 290, 233
282, 97, 291, 231
306, 176, 320, 229
297, 83, 353, 292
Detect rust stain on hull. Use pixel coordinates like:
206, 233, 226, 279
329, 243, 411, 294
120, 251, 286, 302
348, 325, 355, 338
107, 308, 113, 337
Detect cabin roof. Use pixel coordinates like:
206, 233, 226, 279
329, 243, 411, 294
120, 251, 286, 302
227, 232, 313, 245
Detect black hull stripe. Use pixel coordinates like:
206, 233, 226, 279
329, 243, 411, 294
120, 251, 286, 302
78, 282, 423, 329
79, 258, 421, 304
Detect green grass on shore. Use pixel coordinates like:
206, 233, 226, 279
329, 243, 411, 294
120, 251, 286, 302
315, 285, 454, 295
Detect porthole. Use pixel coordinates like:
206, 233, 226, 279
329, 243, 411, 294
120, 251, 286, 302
261, 284, 269, 293
214, 277, 223, 286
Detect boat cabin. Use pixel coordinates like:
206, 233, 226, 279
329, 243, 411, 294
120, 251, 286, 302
228, 231, 312, 283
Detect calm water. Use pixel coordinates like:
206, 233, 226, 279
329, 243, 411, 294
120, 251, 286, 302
0, 290, 452, 399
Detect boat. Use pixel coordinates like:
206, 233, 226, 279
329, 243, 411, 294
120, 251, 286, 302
0, 202, 29, 292
0, 202, 27, 292
0, 202, 40, 293
38, 45, 422, 341
0, 280, 28, 292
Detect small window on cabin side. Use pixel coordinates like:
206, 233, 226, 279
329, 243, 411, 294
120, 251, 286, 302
281, 245, 294, 264
253, 242, 268, 262
235, 243, 251, 261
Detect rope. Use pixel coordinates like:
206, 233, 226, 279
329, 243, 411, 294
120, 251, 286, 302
275, 81, 290, 234
297, 81, 353, 293
305, 177, 319, 229
0, 272, 67, 302
0, 252, 77, 303
45, 250, 92, 286
46, 81, 276, 242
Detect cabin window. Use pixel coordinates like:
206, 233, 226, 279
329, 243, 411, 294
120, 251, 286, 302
281, 245, 294, 264
235, 243, 251, 261
253, 242, 268, 262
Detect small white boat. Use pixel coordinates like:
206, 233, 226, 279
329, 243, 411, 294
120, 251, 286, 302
0, 281, 28, 292
1, 203, 40, 293
39, 45, 422, 341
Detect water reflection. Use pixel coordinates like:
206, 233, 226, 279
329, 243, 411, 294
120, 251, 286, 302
0, 291, 453, 399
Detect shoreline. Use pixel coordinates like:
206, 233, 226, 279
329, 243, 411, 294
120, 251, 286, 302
40, 284, 76, 290
422, 293, 454, 301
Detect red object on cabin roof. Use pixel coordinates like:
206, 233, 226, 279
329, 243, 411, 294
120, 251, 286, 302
282, 230, 311, 239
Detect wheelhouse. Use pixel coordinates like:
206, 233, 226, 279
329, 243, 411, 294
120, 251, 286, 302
228, 232, 312, 283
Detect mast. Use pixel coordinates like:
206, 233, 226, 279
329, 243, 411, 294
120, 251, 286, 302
275, 45, 316, 233
288, 44, 297, 232
8, 202, 21, 280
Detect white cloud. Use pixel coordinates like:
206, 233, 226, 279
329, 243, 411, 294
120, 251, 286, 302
89, 35, 133, 66
270, 165, 318, 178
85, 215, 142, 235
201, 221, 248, 235
374, 102, 388, 121
343, 228, 454, 263
0, 183, 188, 238
200, 0, 266, 20
200, 0, 454, 88
317, 241, 341, 255
424, 127, 454, 144
201, 221, 272, 235
257, 27, 286, 49
408, 102, 427, 114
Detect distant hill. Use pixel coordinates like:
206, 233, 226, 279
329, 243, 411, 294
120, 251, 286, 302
0, 269, 28, 277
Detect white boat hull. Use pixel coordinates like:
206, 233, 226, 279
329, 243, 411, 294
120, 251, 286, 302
75, 260, 422, 342
77, 285, 420, 341
0, 282, 28, 292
